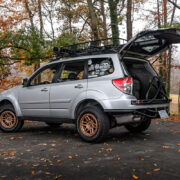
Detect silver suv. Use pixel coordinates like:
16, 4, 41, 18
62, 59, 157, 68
0, 28, 180, 142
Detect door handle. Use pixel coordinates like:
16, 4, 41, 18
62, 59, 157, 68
41, 88, 48, 92
74, 84, 83, 89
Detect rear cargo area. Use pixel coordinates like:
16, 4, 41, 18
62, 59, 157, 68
123, 58, 165, 100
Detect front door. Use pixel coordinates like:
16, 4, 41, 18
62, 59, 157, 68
19, 63, 60, 117
50, 60, 87, 119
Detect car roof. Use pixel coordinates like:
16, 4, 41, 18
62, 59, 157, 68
48, 53, 119, 65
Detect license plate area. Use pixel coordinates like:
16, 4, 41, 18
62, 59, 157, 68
158, 110, 169, 119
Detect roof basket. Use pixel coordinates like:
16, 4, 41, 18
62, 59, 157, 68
52, 38, 127, 60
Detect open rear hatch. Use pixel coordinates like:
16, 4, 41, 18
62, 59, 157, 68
119, 28, 180, 59
120, 28, 180, 105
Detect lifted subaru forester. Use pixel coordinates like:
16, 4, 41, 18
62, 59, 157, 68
0, 28, 180, 142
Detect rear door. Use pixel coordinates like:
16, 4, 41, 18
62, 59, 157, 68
50, 60, 87, 119
119, 28, 180, 59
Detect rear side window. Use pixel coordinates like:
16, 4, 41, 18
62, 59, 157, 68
58, 61, 85, 82
88, 58, 114, 78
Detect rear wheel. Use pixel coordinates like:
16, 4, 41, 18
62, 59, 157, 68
0, 105, 24, 132
77, 106, 110, 143
124, 118, 151, 133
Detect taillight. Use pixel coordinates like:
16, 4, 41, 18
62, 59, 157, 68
113, 77, 133, 95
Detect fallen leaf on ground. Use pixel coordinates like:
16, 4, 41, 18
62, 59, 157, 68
32, 164, 39, 167
57, 138, 62, 142
11, 151, 16, 155
54, 175, 62, 179
57, 160, 61, 163
2, 152, 8, 156
26, 149, 32, 152
106, 148, 112, 152
16, 137, 24, 139
132, 174, 138, 179
139, 156, 144, 160
153, 168, 160, 171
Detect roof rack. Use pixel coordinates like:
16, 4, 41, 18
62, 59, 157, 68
52, 38, 127, 61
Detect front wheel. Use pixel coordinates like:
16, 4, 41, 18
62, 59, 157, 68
0, 105, 24, 132
124, 118, 151, 133
77, 106, 110, 143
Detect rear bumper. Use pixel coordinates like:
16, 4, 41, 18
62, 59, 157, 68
131, 99, 171, 105
101, 97, 170, 111
105, 106, 170, 119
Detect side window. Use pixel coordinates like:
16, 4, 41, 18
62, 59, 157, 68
58, 61, 85, 82
88, 58, 114, 78
30, 64, 59, 86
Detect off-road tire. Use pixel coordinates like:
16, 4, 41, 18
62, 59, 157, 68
0, 104, 24, 132
77, 106, 110, 143
46, 122, 62, 127
125, 118, 151, 133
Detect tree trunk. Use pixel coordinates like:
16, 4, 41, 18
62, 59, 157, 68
100, 0, 108, 45
157, 0, 163, 77
38, 0, 43, 39
163, 0, 168, 83
170, 0, 177, 26
126, 0, 132, 40
166, 1, 176, 96
24, 0, 34, 29
108, 0, 119, 44
87, 0, 99, 40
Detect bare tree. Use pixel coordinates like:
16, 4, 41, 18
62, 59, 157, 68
168, 0, 180, 9
87, 0, 99, 40
126, 0, 132, 40
100, 0, 108, 44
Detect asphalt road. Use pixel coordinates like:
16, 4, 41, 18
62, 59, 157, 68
0, 120, 180, 180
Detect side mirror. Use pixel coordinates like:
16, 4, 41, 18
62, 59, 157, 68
22, 78, 28, 87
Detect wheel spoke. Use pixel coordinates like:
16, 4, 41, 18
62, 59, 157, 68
0, 111, 17, 129
80, 113, 99, 137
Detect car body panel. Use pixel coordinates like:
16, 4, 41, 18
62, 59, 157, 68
50, 79, 87, 119
18, 84, 50, 117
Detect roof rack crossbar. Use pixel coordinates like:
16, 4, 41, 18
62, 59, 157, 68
52, 38, 127, 60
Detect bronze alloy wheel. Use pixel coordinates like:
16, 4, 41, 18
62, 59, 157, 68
80, 113, 99, 137
0, 111, 17, 129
